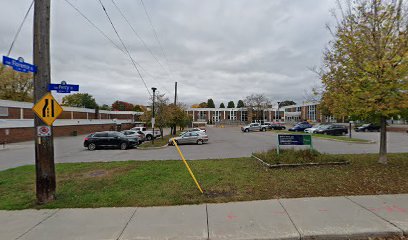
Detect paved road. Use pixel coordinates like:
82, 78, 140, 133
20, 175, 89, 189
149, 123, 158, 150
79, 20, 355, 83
0, 126, 407, 170
2, 194, 407, 239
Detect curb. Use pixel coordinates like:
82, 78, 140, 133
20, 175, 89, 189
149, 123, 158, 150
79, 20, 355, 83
251, 154, 350, 168
315, 137, 376, 144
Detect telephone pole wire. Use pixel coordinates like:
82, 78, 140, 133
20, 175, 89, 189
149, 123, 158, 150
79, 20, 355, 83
33, 0, 56, 203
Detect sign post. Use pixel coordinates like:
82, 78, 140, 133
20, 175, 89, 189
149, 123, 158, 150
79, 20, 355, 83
277, 134, 313, 155
33, 0, 56, 204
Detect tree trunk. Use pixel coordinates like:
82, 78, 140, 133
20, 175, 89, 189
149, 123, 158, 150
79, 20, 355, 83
378, 116, 387, 164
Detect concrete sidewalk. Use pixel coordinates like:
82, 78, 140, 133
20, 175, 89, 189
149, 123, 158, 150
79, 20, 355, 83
1, 194, 407, 240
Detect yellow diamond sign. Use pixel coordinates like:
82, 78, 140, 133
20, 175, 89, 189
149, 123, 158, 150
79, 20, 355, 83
32, 93, 63, 126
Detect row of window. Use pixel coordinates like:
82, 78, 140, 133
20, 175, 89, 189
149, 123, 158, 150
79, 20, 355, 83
196, 111, 248, 122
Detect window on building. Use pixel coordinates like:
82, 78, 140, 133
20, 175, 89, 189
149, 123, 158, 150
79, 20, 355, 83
307, 105, 316, 121
241, 111, 248, 122
230, 110, 237, 120
212, 111, 220, 122
198, 111, 206, 120
0, 107, 8, 117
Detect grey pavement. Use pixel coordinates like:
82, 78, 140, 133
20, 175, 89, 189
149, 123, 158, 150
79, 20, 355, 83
1, 194, 407, 240
1, 126, 408, 170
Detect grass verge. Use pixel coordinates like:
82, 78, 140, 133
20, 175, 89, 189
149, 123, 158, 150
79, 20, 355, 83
270, 130, 372, 143
1, 153, 408, 210
253, 148, 347, 165
138, 132, 179, 149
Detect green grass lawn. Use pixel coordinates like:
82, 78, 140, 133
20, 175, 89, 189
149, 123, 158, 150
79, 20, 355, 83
138, 131, 181, 149
270, 130, 372, 143
1, 153, 408, 210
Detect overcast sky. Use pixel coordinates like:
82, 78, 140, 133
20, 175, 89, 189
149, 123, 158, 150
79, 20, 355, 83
0, 0, 336, 107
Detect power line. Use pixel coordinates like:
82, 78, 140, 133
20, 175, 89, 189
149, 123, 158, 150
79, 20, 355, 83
63, 0, 124, 53
139, 0, 177, 81
64, 0, 170, 96
97, 0, 152, 97
111, 0, 171, 80
7, 0, 34, 57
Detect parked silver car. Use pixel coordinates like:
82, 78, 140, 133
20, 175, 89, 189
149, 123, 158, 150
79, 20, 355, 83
168, 132, 209, 145
121, 130, 145, 144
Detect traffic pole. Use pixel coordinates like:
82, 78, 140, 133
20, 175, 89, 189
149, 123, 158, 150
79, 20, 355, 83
151, 87, 157, 144
33, 0, 56, 203
173, 82, 177, 135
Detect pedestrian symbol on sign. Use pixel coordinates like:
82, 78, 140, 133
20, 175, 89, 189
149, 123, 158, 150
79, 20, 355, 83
32, 93, 63, 126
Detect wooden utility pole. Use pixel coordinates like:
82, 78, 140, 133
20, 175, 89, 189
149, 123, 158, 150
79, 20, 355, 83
172, 82, 177, 135
33, 0, 56, 203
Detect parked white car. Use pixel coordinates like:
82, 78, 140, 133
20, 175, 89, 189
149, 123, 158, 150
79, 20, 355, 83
131, 127, 161, 141
304, 124, 327, 133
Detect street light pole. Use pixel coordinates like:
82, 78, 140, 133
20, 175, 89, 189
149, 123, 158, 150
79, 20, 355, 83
151, 87, 157, 144
276, 102, 281, 122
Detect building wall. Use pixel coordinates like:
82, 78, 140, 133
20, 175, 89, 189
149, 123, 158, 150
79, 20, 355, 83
0, 107, 20, 119
0, 123, 134, 143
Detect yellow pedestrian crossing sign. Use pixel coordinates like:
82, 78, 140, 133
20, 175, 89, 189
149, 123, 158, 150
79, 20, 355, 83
32, 93, 63, 126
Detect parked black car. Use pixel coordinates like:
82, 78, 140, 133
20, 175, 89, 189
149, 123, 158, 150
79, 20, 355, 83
83, 131, 138, 150
354, 123, 381, 132
314, 124, 348, 135
266, 123, 286, 130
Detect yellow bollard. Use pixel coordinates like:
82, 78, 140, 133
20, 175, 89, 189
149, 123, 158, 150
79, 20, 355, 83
172, 138, 204, 194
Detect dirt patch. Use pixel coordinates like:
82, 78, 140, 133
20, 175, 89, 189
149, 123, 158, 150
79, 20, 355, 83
205, 190, 235, 198
87, 170, 107, 177
57, 165, 136, 182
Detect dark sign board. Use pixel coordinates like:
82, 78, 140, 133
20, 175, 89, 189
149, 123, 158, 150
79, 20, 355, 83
278, 134, 312, 146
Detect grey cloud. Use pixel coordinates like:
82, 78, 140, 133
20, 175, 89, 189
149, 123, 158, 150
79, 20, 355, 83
1, 0, 336, 106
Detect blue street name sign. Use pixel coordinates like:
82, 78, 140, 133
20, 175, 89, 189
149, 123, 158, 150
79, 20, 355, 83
48, 81, 79, 93
2, 56, 37, 73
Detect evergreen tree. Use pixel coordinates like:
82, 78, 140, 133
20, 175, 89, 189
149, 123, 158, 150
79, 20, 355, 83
207, 99, 215, 108
227, 101, 235, 108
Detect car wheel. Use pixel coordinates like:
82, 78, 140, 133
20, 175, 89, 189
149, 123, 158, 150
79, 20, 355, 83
324, 132, 328, 135
146, 135, 152, 141
120, 142, 127, 150
364, 129, 367, 132
88, 143, 96, 151
197, 139, 203, 145
245, 129, 249, 132
262, 128, 266, 132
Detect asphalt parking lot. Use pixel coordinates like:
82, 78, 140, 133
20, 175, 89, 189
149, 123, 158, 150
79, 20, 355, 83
0, 126, 407, 170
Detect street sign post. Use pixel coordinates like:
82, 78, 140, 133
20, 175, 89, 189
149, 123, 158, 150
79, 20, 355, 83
277, 134, 313, 154
2, 56, 37, 73
48, 81, 79, 93
32, 93, 63, 126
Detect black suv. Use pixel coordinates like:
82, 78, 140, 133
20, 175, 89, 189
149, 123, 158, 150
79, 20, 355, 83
84, 131, 138, 151
314, 124, 348, 135
354, 123, 381, 132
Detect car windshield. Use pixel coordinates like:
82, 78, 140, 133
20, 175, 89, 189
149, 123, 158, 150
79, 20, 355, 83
362, 124, 370, 127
